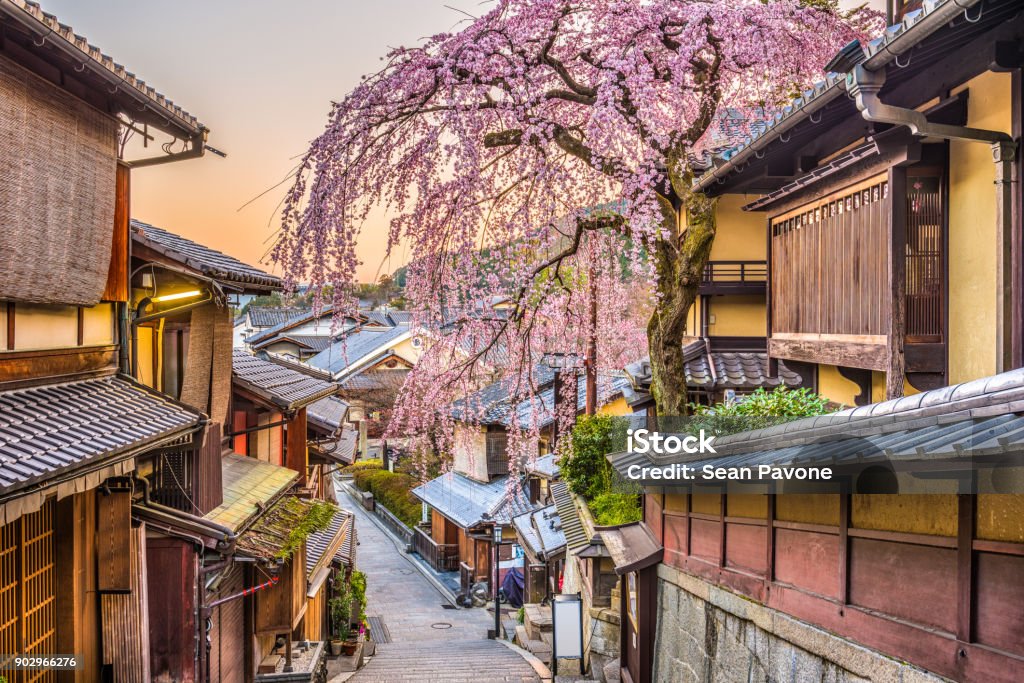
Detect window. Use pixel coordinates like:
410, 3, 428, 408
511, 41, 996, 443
486, 432, 509, 477
626, 572, 638, 630
0, 501, 56, 683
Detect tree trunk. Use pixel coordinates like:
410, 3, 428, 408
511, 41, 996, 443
647, 192, 716, 416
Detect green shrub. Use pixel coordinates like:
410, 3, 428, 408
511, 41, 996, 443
352, 467, 421, 527
349, 569, 368, 624
560, 414, 616, 501
589, 492, 642, 526
690, 386, 831, 418
342, 458, 383, 474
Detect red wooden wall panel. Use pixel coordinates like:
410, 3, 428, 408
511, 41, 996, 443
848, 538, 956, 632
725, 524, 767, 575
974, 552, 1024, 654
773, 529, 840, 599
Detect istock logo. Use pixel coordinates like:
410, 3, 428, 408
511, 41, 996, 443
626, 428, 717, 455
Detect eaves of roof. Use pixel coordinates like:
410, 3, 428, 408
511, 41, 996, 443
0, 0, 204, 138
691, 0, 984, 194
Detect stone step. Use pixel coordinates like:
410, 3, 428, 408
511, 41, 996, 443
523, 604, 552, 641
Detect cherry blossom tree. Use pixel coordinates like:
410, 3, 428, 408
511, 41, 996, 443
274, 0, 880, 428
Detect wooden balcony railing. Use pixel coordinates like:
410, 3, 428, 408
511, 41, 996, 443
413, 525, 460, 573
700, 260, 767, 295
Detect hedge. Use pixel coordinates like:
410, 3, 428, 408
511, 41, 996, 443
350, 466, 422, 527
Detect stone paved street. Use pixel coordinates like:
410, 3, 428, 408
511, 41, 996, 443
337, 481, 544, 682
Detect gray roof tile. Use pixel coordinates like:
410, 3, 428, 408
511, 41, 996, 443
233, 351, 339, 410
131, 220, 280, 290
412, 472, 536, 528
306, 325, 411, 377
0, 376, 202, 494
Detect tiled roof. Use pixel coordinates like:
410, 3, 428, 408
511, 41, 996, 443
412, 472, 536, 528
306, 508, 354, 577
204, 453, 298, 532
312, 428, 358, 465
246, 306, 363, 346
365, 310, 395, 327
307, 325, 412, 377
307, 395, 350, 434
527, 453, 559, 479
512, 505, 566, 561
550, 481, 589, 553
624, 349, 802, 395
450, 365, 631, 429
232, 351, 339, 410
131, 220, 281, 290
692, 0, 993, 193
610, 367, 1024, 488
0, 375, 202, 495
1, 0, 203, 136
281, 335, 334, 353
247, 307, 308, 329
338, 367, 410, 393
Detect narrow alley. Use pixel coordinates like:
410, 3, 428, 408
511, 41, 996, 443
336, 480, 545, 683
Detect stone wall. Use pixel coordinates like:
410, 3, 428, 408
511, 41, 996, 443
654, 564, 949, 683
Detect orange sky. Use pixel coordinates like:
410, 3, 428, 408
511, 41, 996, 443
42, 0, 884, 284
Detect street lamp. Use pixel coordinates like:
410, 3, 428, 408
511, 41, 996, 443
491, 523, 502, 640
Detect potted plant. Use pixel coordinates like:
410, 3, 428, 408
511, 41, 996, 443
328, 574, 352, 657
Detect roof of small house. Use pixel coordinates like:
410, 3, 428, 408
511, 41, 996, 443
0, 0, 203, 137
550, 481, 590, 553
412, 472, 536, 529
595, 522, 662, 575
527, 453, 560, 479
232, 351, 340, 411
338, 359, 411, 393
512, 505, 566, 561
306, 395, 350, 434
0, 375, 203, 497
450, 369, 631, 429
246, 306, 365, 346
609, 367, 1024, 488
306, 508, 355, 578
311, 428, 358, 466
204, 453, 298, 532
307, 325, 412, 377
247, 307, 308, 329
623, 348, 802, 403
131, 220, 281, 291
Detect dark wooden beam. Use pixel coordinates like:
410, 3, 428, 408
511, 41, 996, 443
286, 407, 308, 486
768, 337, 888, 372
956, 493, 976, 644
0, 345, 117, 390
5, 301, 13, 350
887, 165, 908, 400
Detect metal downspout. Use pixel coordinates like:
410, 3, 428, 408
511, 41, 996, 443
847, 63, 1018, 372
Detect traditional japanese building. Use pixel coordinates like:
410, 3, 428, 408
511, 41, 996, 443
604, 2, 1024, 682
0, 1, 221, 679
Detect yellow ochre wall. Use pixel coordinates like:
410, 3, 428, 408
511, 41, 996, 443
948, 71, 1012, 384
658, 492, 1024, 542
598, 396, 633, 417
709, 195, 766, 261
704, 296, 766, 336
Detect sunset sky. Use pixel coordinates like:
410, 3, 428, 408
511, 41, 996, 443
43, 0, 884, 283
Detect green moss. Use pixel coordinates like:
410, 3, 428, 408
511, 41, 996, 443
276, 499, 337, 560
589, 492, 642, 526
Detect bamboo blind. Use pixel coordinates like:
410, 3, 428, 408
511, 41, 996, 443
0, 55, 118, 306
771, 175, 890, 337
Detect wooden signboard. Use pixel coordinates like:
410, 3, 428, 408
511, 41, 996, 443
97, 489, 132, 593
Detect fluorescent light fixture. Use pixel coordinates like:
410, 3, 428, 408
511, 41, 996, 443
152, 289, 202, 303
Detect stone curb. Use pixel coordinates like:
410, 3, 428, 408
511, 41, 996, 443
496, 638, 554, 683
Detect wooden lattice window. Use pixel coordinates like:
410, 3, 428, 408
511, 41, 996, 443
0, 500, 57, 683
486, 432, 509, 478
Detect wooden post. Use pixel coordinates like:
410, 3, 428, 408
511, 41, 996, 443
886, 166, 907, 400
286, 407, 308, 486
994, 140, 1018, 372
956, 491, 977, 644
